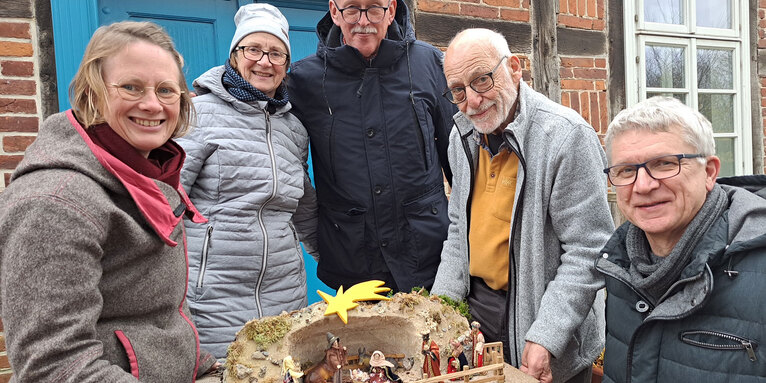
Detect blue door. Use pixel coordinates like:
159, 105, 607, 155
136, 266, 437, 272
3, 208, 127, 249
51, 0, 331, 303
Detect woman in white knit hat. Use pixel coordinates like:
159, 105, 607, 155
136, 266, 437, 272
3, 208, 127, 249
177, 3, 319, 360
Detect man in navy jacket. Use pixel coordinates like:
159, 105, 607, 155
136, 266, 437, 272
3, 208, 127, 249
288, 0, 455, 292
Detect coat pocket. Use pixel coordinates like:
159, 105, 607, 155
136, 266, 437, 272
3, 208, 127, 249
402, 185, 450, 268
115, 330, 140, 379
680, 330, 759, 362
317, 204, 367, 273
195, 225, 214, 289
413, 100, 435, 171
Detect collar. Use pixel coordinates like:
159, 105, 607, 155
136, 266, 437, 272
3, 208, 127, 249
66, 110, 206, 246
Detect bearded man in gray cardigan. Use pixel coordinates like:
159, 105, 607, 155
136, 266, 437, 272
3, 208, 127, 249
431, 28, 614, 383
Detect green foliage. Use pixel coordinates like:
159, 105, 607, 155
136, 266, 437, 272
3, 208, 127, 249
411, 286, 430, 297
437, 294, 472, 322
243, 315, 292, 349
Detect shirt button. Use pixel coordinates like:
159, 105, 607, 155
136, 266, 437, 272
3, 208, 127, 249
367, 129, 375, 138
635, 300, 649, 313
490, 173, 496, 178
374, 185, 382, 195
431, 206, 438, 215
381, 241, 388, 247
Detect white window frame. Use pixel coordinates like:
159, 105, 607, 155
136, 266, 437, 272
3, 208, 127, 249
624, 0, 752, 175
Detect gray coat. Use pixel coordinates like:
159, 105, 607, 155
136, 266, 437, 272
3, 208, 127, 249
0, 111, 215, 382
431, 82, 613, 381
178, 66, 318, 359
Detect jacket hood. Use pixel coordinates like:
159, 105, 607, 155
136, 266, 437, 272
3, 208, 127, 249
193, 65, 291, 116
314, 0, 414, 68
13, 111, 205, 246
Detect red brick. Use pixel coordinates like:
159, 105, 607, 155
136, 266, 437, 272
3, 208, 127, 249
587, 0, 596, 17
0, 116, 38, 133
3, 135, 36, 153
0, 371, 11, 383
0, 80, 35, 96
0, 61, 33, 77
0, 318, 3, 331
559, 0, 568, 13
596, 0, 604, 18
485, 0, 515, 6
562, 92, 570, 108
760, 19, 766, 28
567, 0, 577, 15
760, 0, 766, 7
3, 173, 10, 187
0, 355, 8, 370
560, 67, 574, 78
500, 9, 529, 22
569, 91, 580, 111
0, 42, 33, 57
561, 57, 594, 68
589, 92, 599, 131
599, 91, 608, 134
0, 155, 23, 170
0, 98, 36, 114
461, 4, 498, 18
760, 9, 765, 19
418, 0, 460, 14
0, 22, 30, 39
573, 68, 607, 79
562, 79, 594, 90
595, 80, 606, 90
559, 14, 593, 29
0, 334, 5, 352
595, 58, 606, 68
577, 0, 586, 16
580, 92, 590, 123
592, 19, 605, 30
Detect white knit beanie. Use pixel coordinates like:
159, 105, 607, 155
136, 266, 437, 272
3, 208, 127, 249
229, 3, 291, 57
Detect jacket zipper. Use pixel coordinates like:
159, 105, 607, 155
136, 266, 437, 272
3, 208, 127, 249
195, 225, 214, 289
255, 111, 278, 318
504, 132, 525, 366
459, 130, 476, 261
680, 330, 758, 362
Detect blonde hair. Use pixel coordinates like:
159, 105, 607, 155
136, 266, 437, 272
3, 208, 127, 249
69, 21, 193, 137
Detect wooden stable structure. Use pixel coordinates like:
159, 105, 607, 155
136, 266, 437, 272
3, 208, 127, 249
413, 342, 506, 383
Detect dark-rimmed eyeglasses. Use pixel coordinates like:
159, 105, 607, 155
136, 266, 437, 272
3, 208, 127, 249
108, 80, 183, 105
333, 0, 391, 24
236, 46, 289, 66
604, 153, 706, 186
443, 56, 508, 104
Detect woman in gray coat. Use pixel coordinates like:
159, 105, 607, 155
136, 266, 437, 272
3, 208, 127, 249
178, 4, 318, 359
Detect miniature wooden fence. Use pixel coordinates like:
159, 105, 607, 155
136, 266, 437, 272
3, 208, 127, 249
483, 342, 504, 366
412, 363, 505, 383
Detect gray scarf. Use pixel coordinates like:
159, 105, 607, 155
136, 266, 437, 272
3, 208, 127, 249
625, 184, 728, 303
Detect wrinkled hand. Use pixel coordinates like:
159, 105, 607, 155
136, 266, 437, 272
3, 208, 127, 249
520, 341, 553, 383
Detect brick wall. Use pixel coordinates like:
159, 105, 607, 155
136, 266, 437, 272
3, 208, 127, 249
417, 0, 530, 23
0, 18, 40, 192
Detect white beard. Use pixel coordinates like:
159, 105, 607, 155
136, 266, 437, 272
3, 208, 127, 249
465, 83, 518, 134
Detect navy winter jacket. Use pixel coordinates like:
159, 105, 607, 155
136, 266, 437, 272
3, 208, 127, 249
288, 1, 456, 291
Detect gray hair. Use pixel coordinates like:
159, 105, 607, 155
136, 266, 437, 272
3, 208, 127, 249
605, 96, 715, 162
443, 28, 512, 65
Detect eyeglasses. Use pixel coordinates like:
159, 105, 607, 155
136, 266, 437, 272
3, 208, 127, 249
108, 80, 183, 105
443, 56, 508, 104
333, 0, 391, 24
236, 46, 289, 66
604, 153, 706, 186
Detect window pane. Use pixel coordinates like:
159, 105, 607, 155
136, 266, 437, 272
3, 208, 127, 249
644, 0, 683, 25
646, 92, 687, 103
697, 0, 731, 29
698, 94, 734, 133
714, 137, 735, 177
646, 45, 685, 88
697, 49, 733, 89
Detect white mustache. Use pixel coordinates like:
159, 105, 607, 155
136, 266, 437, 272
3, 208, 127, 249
467, 101, 494, 117
351, 25, 378, 34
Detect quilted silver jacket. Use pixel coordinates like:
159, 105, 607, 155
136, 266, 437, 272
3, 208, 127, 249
178, 66, 318, 358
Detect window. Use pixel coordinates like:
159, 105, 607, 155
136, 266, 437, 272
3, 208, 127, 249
624, 0, 752, 176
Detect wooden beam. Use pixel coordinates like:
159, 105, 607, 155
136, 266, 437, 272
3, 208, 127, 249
531, 0, 560, 102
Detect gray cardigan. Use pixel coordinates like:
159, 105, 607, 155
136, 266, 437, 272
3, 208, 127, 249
431, 82, 613, 381
178, 66, 318, 359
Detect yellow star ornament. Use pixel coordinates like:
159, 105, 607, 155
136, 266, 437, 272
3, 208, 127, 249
317, 280, 391, 324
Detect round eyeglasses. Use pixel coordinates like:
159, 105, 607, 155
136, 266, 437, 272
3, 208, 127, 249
333, 0, 391, 24
236, 46, 289, 66
603, 153, 705, 186
443, 56, 508, 104
108, 80, 183, 105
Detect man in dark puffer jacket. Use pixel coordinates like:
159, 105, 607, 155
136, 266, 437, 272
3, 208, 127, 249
597, 96, 766, 382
